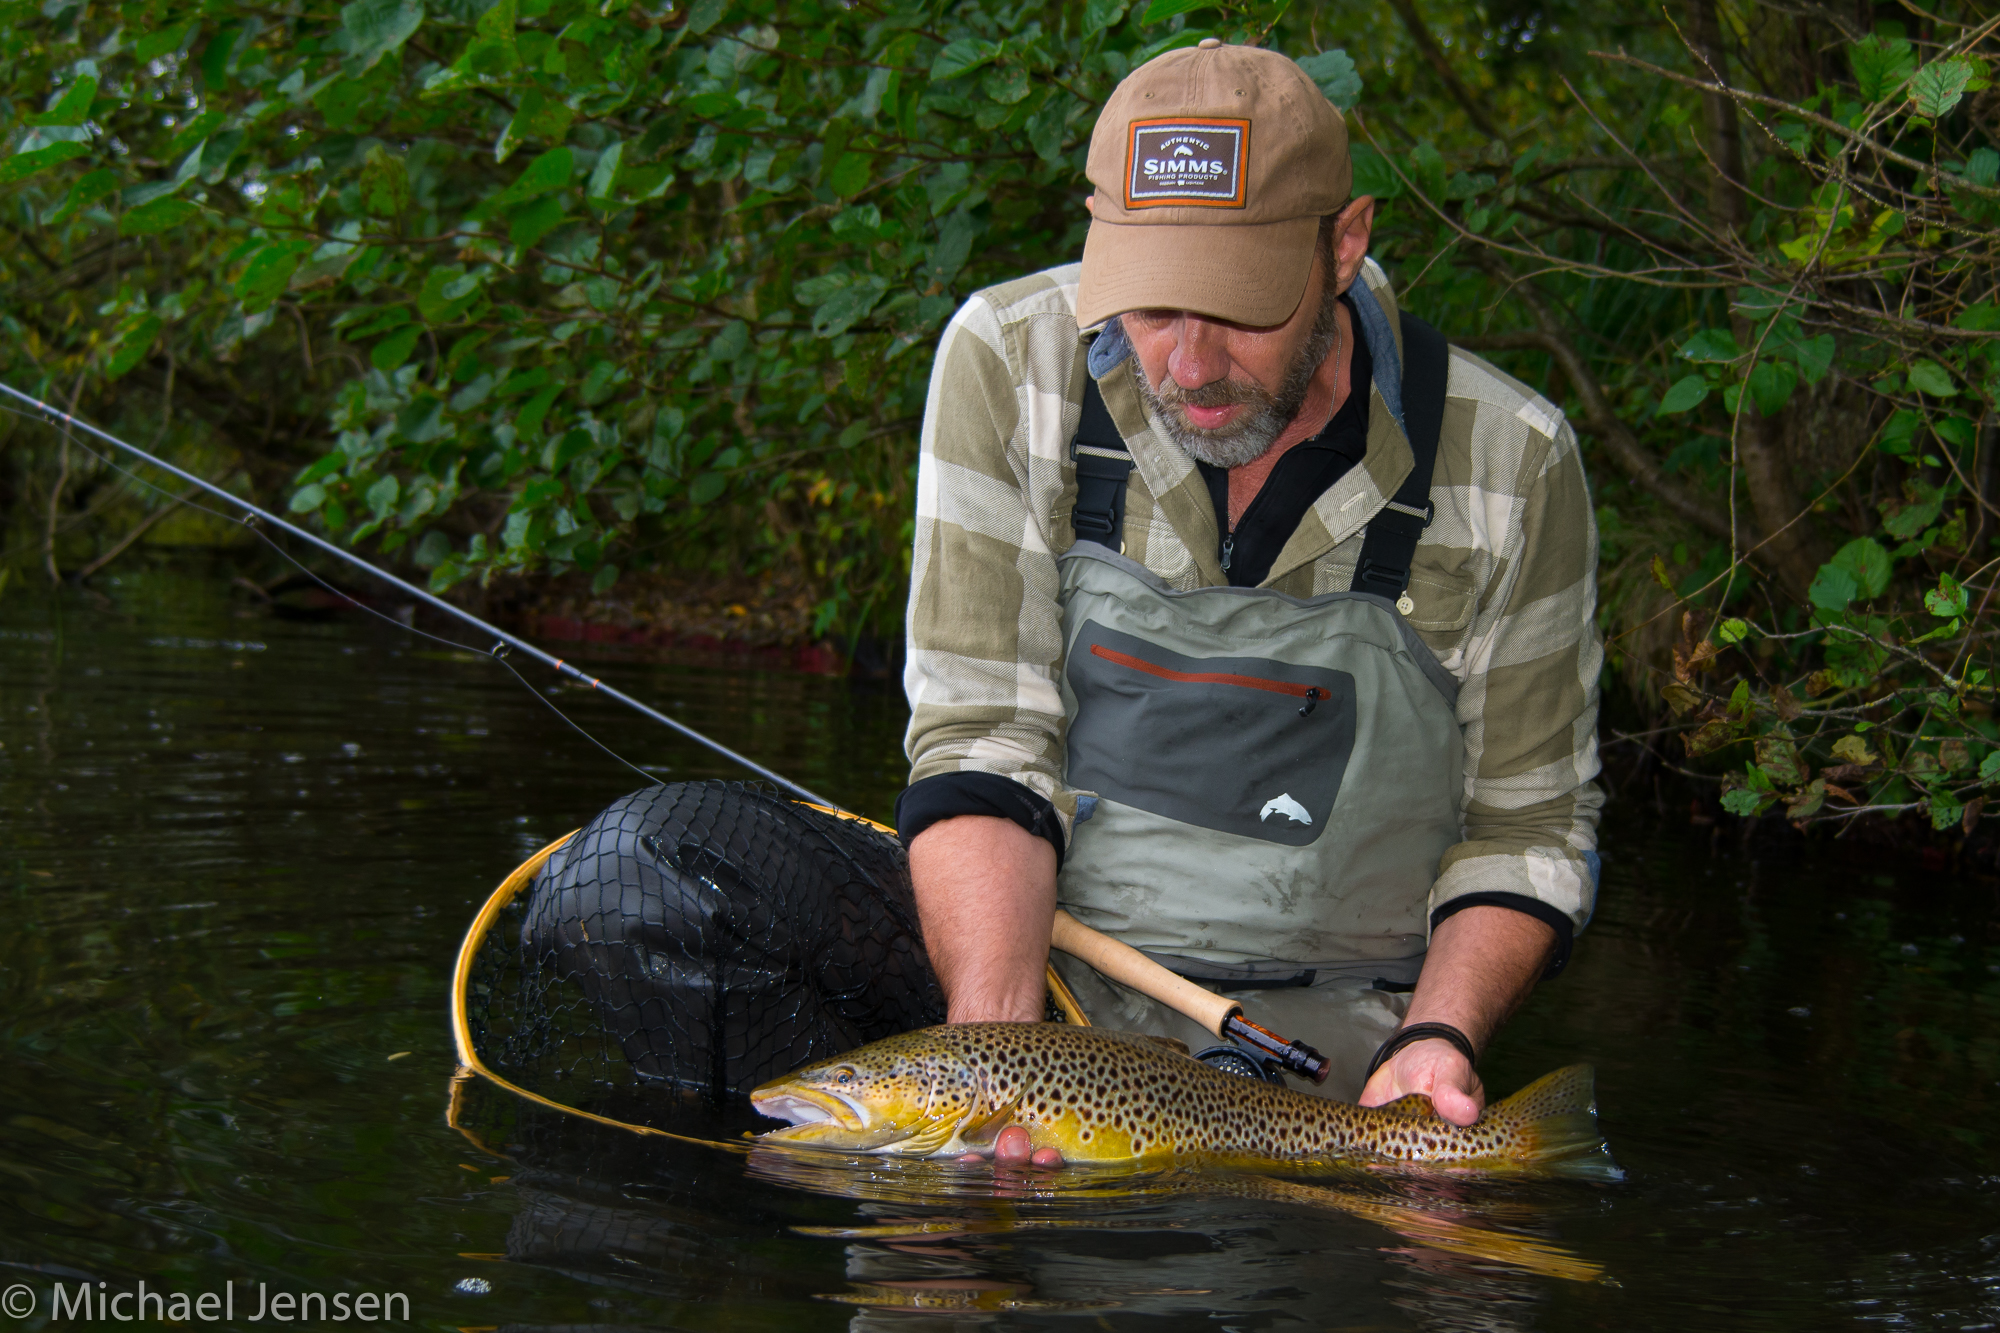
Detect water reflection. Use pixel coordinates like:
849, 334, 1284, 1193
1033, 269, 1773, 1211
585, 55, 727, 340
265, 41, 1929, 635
2, 571, 1999, 1330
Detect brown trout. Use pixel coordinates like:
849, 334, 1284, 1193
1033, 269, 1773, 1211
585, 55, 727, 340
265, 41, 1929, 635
751, 1023, 1617, 1178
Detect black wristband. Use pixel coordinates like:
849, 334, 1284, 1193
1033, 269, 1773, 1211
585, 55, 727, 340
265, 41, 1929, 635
1364, 1021, 1478, 1083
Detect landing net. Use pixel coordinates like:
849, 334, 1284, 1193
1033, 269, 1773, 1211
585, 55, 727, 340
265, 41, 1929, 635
450, 781, 1084, 1145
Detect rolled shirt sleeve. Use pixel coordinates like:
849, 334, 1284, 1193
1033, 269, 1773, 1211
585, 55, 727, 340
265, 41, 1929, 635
1429, 406, 1605, 945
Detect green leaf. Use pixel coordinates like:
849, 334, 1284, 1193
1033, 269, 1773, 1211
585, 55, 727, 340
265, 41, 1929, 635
490, 146, 573, 209
1908, 359, 1957, 396
1878, 408, 1922, 456
809, 276, 890, 338
1831, 536, 1891, 599
586, 140, 623, 201
1788, 334, 1835, 385
134, 22, 194, 63
508, 195, 568, 248
1755, 737, 1807, 788
1808, 561, 1860, 613
1677, 327, 1740, 363
1716, 617, 1750, 645
1981, 751, 2000, 785
1883, 498, 1941, 539
1082, 0, 1127, 37
498, 88, 574, 162
1720, 787, 1769, 817
29, 74, 97, 127
684, 0, 727, 35
1930, 797, 1965, 831
1658, 375, 1709, 415
163, 110, 224, 163
0, 142, 89, 185
1747, 359, 1797, 417
235, 243, 308, 314
340, 0, 424, 72
1925, 573, 1969, 619
47, 167, 119, 223
290, 483, 328, 514
118, 197, 198, 235
1296, 50, 1363, 109
359, 145, 412, 216
930, 39, 1002, 82
104, 315, 161, 379
980, 64, 1032, 105
413, 530, 452, 568
826, 150, 872, 198
689, 472, 726, 504
1141, 0, 1211, 20
418, 267, 482, 323
365, 474, 401, 518
1848, 33, 1916, 101
925, 210, 977, 287
1909, 57, 1974, 119
1349, 143, 1402, 199
516, 383, 561, 441
372, 325, 423, 371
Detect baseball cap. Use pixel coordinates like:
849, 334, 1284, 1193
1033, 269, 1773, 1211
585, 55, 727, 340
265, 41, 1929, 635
1075, 39, 1353, 330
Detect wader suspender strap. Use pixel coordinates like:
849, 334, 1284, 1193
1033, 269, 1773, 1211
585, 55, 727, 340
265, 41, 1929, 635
1070, 375, 1134, 553
1353, 313, 1450, 606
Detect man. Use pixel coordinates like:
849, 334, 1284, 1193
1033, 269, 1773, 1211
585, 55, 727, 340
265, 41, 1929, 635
895, 39, 1603, 1132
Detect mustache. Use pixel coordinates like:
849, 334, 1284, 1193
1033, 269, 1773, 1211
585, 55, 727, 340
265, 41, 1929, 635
1149, 375, 1276, 414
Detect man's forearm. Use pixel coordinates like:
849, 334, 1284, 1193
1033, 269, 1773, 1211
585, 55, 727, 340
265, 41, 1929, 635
907, 814, 1056, 1023
1359, 904, 1557, 1124
1403, 904, 1557, 1049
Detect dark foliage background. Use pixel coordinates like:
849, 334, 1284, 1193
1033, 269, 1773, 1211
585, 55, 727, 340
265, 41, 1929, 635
3, 0, 1997, 831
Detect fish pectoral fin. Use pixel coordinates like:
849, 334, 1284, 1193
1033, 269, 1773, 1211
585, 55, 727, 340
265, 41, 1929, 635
955, 1097, 1024, 1149
1377, 1093, 1441, 1120
886, 1114, 974, 1157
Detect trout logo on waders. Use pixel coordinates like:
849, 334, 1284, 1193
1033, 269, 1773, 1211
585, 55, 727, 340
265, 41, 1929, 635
1259, 794, 1312, 825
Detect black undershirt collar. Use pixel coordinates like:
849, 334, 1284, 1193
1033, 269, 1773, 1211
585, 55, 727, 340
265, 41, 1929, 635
1197, 300, 1373, 588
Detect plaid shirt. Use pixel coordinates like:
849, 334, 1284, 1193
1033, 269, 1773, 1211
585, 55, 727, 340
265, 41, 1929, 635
902, 258, 1604, 935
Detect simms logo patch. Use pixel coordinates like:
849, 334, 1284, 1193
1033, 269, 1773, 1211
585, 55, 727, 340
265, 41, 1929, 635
1125, 118, 1249, 209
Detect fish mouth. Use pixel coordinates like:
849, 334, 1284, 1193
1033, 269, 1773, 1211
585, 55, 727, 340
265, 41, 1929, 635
751, 1085, 872, 1132
750, 1081, 968, 1155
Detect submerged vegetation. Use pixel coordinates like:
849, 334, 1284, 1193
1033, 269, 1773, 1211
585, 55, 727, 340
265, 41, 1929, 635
1, 0, 1998, 834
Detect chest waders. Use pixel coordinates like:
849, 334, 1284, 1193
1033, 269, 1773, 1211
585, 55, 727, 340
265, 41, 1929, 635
1051, 314, 1461, 1098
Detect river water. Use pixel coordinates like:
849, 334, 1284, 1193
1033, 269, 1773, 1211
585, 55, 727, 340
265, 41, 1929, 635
2, 569, 1997, 1331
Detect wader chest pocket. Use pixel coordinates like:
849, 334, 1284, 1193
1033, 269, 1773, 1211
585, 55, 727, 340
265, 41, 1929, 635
1064, 622, 1354, 846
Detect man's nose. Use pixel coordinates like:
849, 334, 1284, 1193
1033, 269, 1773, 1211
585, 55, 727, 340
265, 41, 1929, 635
1166, 316, 1229, 390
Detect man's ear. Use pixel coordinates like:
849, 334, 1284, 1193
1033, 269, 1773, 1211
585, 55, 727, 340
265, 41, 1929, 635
1331, 197, 1377, 294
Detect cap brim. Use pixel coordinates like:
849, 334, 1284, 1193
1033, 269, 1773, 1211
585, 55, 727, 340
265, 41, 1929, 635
1075, 216, 1318, 329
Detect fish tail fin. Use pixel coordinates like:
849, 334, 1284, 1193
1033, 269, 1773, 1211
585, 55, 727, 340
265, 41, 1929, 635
1484, 1064, 1622, 1182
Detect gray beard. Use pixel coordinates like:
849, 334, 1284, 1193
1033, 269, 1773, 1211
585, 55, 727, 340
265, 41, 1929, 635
1130, 292, 1343, 470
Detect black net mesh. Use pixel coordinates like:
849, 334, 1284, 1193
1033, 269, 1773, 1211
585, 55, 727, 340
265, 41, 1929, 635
465, 781, 947, 1120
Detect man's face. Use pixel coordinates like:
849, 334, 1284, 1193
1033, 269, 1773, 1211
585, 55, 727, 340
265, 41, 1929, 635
1124, 256, 1339, 469
1119, 199, 1374, 470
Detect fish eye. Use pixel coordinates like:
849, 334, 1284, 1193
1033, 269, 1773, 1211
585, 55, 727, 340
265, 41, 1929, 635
835, 1068, 853, 1084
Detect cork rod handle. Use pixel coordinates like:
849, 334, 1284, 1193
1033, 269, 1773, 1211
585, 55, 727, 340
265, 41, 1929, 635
1048, 909, 1238, 1038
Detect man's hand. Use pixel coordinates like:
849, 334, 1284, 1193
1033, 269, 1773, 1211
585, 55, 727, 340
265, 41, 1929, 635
1357, 904, 1557, 1127
1359, 1038, 1485, 1126
907, 814, 1056, 1023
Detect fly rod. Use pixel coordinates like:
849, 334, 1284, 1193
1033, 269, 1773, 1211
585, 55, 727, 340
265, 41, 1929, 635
1050, 910, 1333, 1083
0, 380, 836, 809
9, 380, 1344, 1078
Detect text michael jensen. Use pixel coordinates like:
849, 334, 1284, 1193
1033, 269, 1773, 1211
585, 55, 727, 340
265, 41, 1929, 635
49, 1281, 410, 1321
